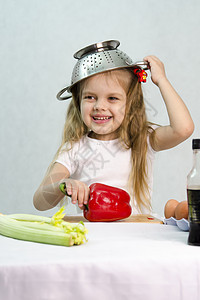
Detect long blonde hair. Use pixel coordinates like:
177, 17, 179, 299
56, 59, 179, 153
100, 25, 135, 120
118, 70, 155, 211
52, 68, 156, 212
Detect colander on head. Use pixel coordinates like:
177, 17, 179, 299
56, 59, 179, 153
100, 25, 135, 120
57, 40, 149, 100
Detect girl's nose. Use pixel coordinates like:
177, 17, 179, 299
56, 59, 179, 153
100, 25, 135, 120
93, 98, 107, 110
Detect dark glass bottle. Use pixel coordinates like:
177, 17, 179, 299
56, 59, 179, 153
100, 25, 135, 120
187, 139, 200, 246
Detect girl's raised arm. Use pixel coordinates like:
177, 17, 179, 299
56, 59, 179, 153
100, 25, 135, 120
144, 55, 194, 151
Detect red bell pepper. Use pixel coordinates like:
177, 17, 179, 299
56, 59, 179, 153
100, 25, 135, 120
84, 183, 132, 222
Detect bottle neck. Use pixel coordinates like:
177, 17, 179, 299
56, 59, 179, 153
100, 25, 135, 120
193, 149, 200, 170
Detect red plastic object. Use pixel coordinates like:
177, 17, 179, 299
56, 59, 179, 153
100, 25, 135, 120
133, 68, 147, 83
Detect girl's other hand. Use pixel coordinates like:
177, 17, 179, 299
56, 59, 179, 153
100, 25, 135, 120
143, 55, 167, 86
63, 179, 90, 209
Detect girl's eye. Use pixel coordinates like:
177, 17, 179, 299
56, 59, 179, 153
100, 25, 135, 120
84, 95, 95, 100
108, 97, 118, 101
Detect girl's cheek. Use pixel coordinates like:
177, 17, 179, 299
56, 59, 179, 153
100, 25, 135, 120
80, 102, 92, 123
118, 103, 126, 118
81, 100, 91, 111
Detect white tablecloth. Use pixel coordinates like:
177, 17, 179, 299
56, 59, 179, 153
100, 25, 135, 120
0, 222, 200, 300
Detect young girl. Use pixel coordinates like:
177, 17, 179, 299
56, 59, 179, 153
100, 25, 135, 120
33, 40, 194, 214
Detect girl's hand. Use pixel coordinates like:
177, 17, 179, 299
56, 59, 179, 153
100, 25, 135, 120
63, 179, 90, 209
143, 55, 167, 86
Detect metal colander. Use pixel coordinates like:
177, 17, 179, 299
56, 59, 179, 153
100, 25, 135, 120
57, 40, 148, 100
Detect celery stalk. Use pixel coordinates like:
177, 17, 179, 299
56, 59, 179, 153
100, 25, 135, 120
0, 207, 88, 246
0, 215, 74, 246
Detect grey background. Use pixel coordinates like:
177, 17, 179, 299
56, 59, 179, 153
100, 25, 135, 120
1, 0, 199, 217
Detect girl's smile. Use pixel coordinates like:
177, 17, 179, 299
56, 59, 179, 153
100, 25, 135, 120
80, 71, 128, 141
91, 114, 113, 123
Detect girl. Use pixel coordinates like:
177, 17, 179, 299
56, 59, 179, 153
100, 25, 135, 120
33, 41, 194, 214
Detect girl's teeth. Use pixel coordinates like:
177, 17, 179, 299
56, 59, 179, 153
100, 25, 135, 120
94, 117, 111, 120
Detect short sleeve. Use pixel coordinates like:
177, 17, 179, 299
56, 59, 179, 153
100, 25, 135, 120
55, 143, 79, 176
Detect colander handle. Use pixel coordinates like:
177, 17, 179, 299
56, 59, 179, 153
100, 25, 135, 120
56, 87, 72, 101
134, 61, 149, 70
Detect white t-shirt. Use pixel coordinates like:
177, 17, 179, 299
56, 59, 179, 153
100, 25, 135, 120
56, 134, 156, 214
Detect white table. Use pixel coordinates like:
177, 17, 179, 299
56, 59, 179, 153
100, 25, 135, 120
0, 222, 199, 300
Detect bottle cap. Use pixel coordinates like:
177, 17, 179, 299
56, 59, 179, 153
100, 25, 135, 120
192, 139, 200, 149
